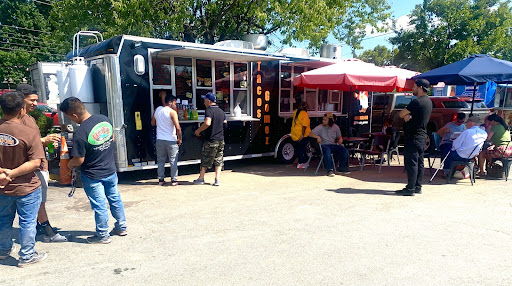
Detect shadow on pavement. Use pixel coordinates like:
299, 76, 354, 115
325, 188, 398, 195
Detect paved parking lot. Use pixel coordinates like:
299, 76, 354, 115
1, 157, 511, 285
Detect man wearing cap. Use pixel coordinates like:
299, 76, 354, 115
193, 92, 227, 186
442, 115, 487, 177
437, 113, 466, 159
397, 79, 433, 196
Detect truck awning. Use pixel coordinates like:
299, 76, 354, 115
152, 46, 287, 62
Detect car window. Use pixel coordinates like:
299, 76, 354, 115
467, 101, 487, 108
37, 105, 54, 113
394, 95, 416, 109
442, 101, 469, 108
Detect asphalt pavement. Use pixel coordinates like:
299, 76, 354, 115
1, 157, 511, 285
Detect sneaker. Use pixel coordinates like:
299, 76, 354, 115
158, 179, 165, 186
415, 188, 422, 194
17, 252, 47, 267
338, 169, 351, 175
395, 188, 414, 196
213, 180, 220, 186
86, 235, 112, 244
42, 233, 68, 243
303, 163, 309, 169
110, 228, 128, 236
0, 245, 16, 260
297, 163, 304, 169
327, 171, 335, 177
170, 181, 178, 186
193, 178, 205, 185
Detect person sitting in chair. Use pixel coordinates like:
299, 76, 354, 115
437, 113, 466, 159
442, 115, 487, 177
308, 113, 350, 177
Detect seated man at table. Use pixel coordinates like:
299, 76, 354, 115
442, 115, 487, 177
437, 113, 466, 158
309, 113, 350, 177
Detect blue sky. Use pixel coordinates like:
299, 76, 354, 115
270, 0, 423, 57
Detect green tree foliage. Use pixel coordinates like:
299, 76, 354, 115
0, 107, 53, 136
357, 45, 394, 66
0, 0, 67, 85
49, 0, 390, 51
390, 0, 512, 72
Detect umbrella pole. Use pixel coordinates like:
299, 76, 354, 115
470, 82, 477, 116
369, 92, 373, 133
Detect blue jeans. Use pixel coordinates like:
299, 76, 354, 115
440, 143, 452, 160
0, 187, 41, 260
81, 173, 126, 238
321, 144, 349, 172
443, 150, 468, 173
156, 139, 179, 181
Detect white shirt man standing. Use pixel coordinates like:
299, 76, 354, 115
151, 93, 182, 186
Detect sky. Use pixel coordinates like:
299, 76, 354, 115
269, 0, 424, 57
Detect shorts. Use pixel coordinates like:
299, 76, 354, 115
201, 140, 225, 169
481, 145, 512, 159
35, 170, 49, 203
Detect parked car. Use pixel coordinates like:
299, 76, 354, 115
36, 103, 59, 126
372, 93, 489, 134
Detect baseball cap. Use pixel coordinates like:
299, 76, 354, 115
466, 115, 482, 124
201, 92, 216, 102
325, 112, 334, 119
415, 79, 431, 92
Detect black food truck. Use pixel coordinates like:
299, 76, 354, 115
45, 32, 367, 171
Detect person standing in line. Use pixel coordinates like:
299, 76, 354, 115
0, 91, 47, 267
396, 79, 433, 196
60, 97, 127, 244
193, 92, 226, 186
151, 93, 182, 186
15, 84, 67, 243
290, 101, 312, 169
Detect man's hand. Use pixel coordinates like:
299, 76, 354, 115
0, 172, 12, 188
177, 139, 182, 146
316, 137, 322, 144
194, 130, 201, 138
404, 114, 412, 122
44, 133, 60, 147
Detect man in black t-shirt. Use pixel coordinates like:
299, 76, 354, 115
397, 79, 433, 196
194, 92, 226, 186
60, 97, 127, 243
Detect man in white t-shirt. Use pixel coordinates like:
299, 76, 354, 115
151, 94, 182, 186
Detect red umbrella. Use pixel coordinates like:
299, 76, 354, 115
292, 59, 418, 92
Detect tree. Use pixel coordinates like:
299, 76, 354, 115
49, 0, 391, 52
0, 0, 67, 85
357, 45, 393, 66
390, 0, 512, 72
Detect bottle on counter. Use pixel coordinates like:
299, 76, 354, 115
183, 104, 189, 120
188, 105, 193, 120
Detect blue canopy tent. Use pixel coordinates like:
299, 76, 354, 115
413, 54, 512, 114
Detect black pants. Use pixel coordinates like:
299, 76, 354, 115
404, 137, 427, 190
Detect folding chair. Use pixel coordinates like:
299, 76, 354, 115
304, 140, 336, 175
353, 134, 391, 173
387, 131, 402, 165
424, 132, 441, 174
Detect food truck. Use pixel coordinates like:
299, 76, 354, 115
37, 32, 363, 171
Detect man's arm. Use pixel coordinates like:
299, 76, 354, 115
451, 130, 466, 151
308, 131, 322, 144
151, 109, 157, 126
67, 156, 85, 170
170, 109, 182, 146
194, 117, 212, 137
5, 159, 41, 180
399, 108, 411, 119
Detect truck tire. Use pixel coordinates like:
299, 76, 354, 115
277, 137, 297, 164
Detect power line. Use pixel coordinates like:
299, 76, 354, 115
0, 24, 51, 34
0, 41, 64, 53
0, 32, 61, 45
32, 0, 52, 5
0, 46, 64, 57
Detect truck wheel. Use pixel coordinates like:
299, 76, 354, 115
277, 138, 297, 164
